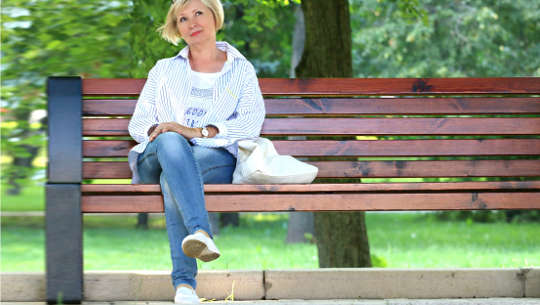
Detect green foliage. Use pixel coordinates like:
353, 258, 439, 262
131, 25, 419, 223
128, 0, 175, 77
351, 0, 540, 77
1, 0, 132, 191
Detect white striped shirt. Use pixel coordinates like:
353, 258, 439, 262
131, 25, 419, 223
128, 41, 266, 183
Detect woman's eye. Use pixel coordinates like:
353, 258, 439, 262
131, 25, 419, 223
178, 16, 187, 22
195, 11, 203, 16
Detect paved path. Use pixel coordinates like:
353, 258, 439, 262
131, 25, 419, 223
4, 299, 540, 305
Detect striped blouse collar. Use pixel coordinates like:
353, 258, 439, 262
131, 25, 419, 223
176, 41, 246, 61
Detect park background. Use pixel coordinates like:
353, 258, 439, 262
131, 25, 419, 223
1, 0, 540, 273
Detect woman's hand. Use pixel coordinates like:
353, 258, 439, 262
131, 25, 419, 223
148, 122, 202, 142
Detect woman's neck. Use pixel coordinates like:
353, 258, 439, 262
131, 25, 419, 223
188, 42, 226, 73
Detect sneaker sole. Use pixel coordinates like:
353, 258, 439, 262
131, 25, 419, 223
175, 298, 200, 304
182, 239, 220, 262
174, 298, 200, 304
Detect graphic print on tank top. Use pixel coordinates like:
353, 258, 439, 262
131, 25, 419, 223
184, 87, 211, 128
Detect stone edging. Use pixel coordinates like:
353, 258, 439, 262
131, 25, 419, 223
1, 268, 539, 302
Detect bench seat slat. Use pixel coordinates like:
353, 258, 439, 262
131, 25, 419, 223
81, 181, 540, 194
82, 97, 540, 116
83, 139, 540, 157
82, 160, 540, 179
82, 78, 540, 96
81, 192, 540, 212
82, 117, 540, 136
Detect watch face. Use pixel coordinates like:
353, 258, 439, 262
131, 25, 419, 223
202, 128, 209, 137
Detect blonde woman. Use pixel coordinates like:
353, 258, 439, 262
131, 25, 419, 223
128, 0, 265, 303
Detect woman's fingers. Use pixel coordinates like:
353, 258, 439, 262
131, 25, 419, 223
149, 122, 184, 142
149, 124, 165, 142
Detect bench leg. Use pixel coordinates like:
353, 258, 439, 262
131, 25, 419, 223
46, 184, 83, 304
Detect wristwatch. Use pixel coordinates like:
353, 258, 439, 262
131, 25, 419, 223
201, 127, 209, 138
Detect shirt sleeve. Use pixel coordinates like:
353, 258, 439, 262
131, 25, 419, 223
128, 61, 162, 144
192, 63, 265, 146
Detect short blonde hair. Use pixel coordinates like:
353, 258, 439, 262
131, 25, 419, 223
159, 0, 225, 45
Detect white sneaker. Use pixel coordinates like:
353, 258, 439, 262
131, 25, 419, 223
182, 231, 221, 262
174, 286, 200, 304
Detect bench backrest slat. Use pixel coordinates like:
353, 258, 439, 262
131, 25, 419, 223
81, 78, 540, 184
82, 117, 540, 136
82, 98, 540, 116
82, 78, 540, 96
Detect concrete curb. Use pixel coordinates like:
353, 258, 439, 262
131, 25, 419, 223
4, 299, 540, 305
1, 269, 539, 302
265, 269, 529, 299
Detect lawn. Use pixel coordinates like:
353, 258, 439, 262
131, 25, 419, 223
2, 212, 539, 272
1, 182, 45, 212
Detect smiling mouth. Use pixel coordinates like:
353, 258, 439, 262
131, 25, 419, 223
191, 30, 202, 37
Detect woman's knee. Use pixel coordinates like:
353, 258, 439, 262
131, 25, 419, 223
155, 132, 187, 145
154, 132, 191, 155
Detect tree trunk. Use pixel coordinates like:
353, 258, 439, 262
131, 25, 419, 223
285, 4, 315, 244
314, 212, 371, 267
296, 0, 372, 267
7, 145, 39, 195
220, 212, 240, 227
136, 213, 149, 229
286, 212, 315, 243
296, 0, 352, 78
6, 110, 45, 195
290, 4, 305, 78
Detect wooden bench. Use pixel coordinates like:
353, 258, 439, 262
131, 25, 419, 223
46, 77, 540, 303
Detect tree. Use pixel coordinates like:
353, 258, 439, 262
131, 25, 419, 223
350, 0, 538, 77
1, 0, 132, 194
295, 0, 372, 267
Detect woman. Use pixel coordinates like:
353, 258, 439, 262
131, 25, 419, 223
128, 0, 265, 303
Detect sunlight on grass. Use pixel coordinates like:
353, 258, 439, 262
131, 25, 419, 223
2, 212, 540, 272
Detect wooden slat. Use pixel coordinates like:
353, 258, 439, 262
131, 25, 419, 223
262, 118, 540, 136
83, 100, 137, 116
82, 97, 540, 116
83, 79, 146, 96
259, 78, 540, 96
82, 78, 540, 96
81, 181, 540, 194
309, 160, 540, 178
83, 140, 134, 157
263, 97, 540, 115
82, 117, 540, 136
82, 160, 540, 179
273, 139, 540, 157
81, 192, 540, 212
83, 139, 540, 157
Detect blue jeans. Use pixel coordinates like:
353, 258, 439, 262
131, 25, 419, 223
137, 132, 236, 289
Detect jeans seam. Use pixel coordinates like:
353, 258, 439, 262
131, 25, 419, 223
201, 164, 235, 176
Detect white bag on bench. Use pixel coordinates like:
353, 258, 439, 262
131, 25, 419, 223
232, 137, 318, 184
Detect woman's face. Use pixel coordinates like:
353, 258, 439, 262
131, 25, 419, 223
176, 0, 216, 46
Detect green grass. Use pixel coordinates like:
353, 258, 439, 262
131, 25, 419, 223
1, 183, 45, 212
2, 213, 539, 272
